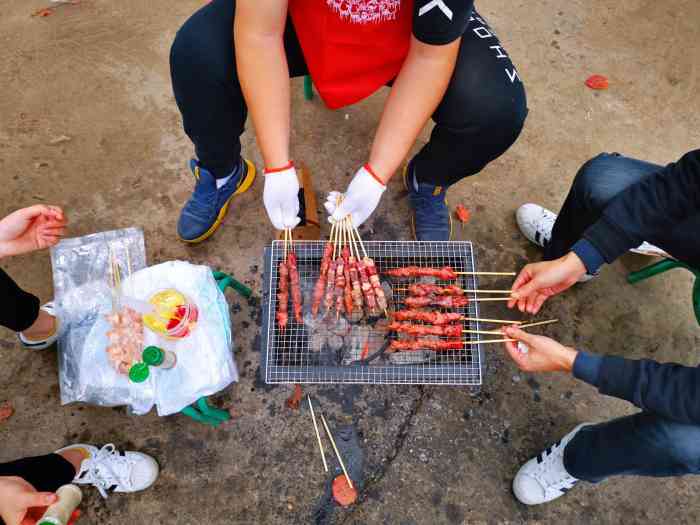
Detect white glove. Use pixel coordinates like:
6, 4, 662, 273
325, 165, 386, 227
263, 165, 301, 230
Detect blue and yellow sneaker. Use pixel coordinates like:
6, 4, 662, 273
177, 158, 256, 243
402, 162, 453, 241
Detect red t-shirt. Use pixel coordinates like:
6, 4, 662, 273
289, 0, 413, 109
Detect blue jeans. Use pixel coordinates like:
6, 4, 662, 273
543, 152, 688, 261
565, 413, 700, 482
546, 153, 700, 481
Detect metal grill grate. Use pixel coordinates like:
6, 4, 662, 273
261, 241, 484, 386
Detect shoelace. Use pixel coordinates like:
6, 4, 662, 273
536, 444, 575, 489
75, 444, 134, 498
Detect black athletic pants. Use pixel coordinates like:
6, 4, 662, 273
0, 454, 75, 525
0, 268, 40, 332
170, 0, 528, 186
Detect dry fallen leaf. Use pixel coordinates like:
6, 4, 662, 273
0, 402, 14, 423
285, 384, 303, 410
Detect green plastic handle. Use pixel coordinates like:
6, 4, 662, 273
213, 271, 252, 298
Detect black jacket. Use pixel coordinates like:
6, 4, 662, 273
574, 149, 699, 423
584, 149, 700, 267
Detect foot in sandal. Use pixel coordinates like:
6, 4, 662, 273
403, 161, 453, 241
56, 443, 159, 499
177, 158, 256, 243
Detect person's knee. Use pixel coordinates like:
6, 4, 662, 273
572, 153, 629, 211
658, 419, 700, 472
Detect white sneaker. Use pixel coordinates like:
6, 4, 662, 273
512, 423, 591, 505
56, 444, 159, 498
516, 204, 557, 249
18, 302, 60, 350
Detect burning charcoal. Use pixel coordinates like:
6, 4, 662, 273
388, 349, 435, 365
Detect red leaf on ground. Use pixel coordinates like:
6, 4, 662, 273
455, 204, 471, 224
285, 384, 303, 410
332, 475, 358, 507
0, 402, 14, 423
585, 74, 609, 90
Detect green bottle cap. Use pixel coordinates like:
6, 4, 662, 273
129, 362, 150, 383
142, 346, 165, 366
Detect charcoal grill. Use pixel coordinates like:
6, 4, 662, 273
260, 241, 484, 387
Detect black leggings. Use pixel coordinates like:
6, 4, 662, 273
170, 0, 528, 186
0, 454, 76, 525
0, 268, 40, 332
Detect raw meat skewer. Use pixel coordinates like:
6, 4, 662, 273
391, 310, 463, 325
287, 251, 303, 323
276, 259, 289, 330
387, 322, 463, 338
403, 295, 470, 309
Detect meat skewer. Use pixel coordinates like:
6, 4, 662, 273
400, 284, 513, 295
287, 250, 303, 323
387, 322, 463, 338
403, 295, 470, 309
348, 257, 363, 311
312, 234, 335, 317
276, 259, 289, 330
385, 266, 458, 280
363, 256, 388, 311
357, 257, 377, 314
346, 222, 387, 316
342, 247, 353, 316
386, 266, 516, 279
392, 310, 463, 325
334, 255, 345, 319
407, 284, 465, 296
388, 338, 464, 353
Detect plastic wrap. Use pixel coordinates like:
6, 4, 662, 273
51, 229, 237, 415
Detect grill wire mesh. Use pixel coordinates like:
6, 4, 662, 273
263, 240, 483, 386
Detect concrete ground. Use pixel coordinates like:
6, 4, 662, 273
1, 0, 699, 523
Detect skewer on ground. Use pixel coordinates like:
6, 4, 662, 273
308, 396, 328, 473
319, 413, 354, 489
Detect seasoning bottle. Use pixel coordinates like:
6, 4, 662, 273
128, 362, 150, 383
38, 484, 82, 525
142, 346, 177, 369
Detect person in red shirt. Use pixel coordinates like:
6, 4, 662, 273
171, 0, 527, 242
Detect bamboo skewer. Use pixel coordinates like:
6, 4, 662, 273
463, 329, 505, 335
461, 317, 523, 324
518, 319, 559, 329
395, 287, 513, 294
465, 338, 517, 344
455, 271, 516, 276
319, 413, 354, 489
397, 297, 511, 303
308, 396, 328, 473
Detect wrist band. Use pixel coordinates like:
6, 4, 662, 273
264, 161, 294, 174
363, 163, 385, 186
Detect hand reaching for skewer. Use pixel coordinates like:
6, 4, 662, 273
501, 326, 578, 373
325, 164, 386, 227
508, 252, 588, 314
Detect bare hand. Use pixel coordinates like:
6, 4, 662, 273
502, 326, 578, 373
507, 252, 586, 314
0, 476, 57, 525
0, 205, 67, 258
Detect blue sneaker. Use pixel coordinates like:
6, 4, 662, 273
403, 163, 453, 241
177, 158, 257, 243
